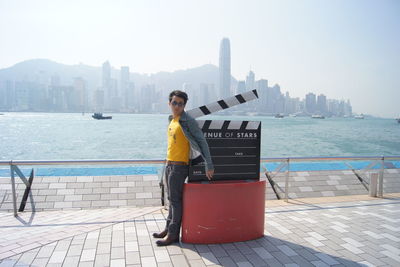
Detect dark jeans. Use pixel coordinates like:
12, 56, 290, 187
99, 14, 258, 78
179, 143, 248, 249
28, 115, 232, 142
164, 164, 189, 237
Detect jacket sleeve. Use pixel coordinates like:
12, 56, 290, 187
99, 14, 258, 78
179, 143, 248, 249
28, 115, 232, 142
186, 118, 214, 172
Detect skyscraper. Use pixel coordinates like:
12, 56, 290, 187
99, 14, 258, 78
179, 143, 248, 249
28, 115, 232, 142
317, 94, 327, 114
140, 84, 156, 113
102, 61, 111, 90
102, 61, 111, 109
120, 66, 130, 109
73, 77, 87, 112
305, 93, 317, 114
256, 79, 268, 113
93, 88, 104, 111
219, 38, 231, 99
246, 71, 255, 92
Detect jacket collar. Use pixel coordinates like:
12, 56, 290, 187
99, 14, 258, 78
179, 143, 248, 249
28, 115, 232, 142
168, 110, 188, 122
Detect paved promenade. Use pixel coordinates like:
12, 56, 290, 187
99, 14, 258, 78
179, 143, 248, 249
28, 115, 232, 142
0, 194, 399, 267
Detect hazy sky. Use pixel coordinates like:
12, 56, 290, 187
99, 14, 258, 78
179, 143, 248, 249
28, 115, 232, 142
0, 0, 399, 117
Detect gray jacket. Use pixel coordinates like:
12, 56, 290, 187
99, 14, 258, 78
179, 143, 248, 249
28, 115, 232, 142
168, 111, 214, 172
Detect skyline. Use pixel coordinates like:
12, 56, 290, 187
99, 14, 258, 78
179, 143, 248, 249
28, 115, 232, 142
0, 0, 399, 117
0, 57, 352, 117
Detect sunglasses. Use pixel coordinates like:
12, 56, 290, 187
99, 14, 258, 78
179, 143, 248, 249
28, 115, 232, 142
171, 101, 185, 107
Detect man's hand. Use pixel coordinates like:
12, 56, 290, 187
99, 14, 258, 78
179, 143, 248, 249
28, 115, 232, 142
206, 169, 214, 180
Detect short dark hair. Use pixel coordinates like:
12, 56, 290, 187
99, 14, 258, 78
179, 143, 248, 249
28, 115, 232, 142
169, 90, 188, 104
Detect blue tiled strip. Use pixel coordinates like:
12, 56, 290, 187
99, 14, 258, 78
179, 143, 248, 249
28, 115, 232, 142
0, 161, 399, 177
262, 161, 400, 172
0, 166, 158, 177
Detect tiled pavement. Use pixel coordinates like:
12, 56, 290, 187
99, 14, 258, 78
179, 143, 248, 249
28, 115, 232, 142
265, 169, 400, 200
2, 170, 399, 211
0, 195, 399, 267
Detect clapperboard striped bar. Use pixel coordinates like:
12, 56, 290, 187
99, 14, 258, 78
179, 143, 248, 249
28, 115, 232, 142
188, 120, 261, 182
187, 89, 259, 119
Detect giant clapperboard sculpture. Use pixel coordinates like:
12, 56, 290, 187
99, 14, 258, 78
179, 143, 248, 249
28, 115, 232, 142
186, 89, 261, 182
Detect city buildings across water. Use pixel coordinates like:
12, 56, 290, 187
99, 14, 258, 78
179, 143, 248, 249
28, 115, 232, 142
0, 38, 353, 117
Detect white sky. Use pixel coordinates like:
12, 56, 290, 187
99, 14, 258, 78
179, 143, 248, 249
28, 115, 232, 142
0, 0, 399, 117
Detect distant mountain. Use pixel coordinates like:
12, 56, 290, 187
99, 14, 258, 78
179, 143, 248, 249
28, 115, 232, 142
0, 59, 101, 88
0, 59, 237, 92
148, 64, 236, 91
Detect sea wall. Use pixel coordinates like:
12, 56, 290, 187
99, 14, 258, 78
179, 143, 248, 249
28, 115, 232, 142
0, 169, 399, 212
0, 175, 161, 212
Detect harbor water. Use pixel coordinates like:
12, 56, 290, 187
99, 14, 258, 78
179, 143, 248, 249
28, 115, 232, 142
0, 112, 399, 176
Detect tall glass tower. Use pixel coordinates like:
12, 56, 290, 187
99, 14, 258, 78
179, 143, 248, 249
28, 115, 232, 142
219, 38, 231, 99
102, 61, 111, 90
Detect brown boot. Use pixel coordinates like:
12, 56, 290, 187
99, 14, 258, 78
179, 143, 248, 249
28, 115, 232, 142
152, 229, 168, 239
156, 234, 179, 246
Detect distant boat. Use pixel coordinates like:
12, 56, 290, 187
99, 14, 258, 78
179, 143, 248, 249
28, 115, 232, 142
354, 114, 364, 119
396, 118, 400, 123
92, 113, 112, 120
289, 114, 297, 117
311, 114, 325, 119
274, 113, 284, 118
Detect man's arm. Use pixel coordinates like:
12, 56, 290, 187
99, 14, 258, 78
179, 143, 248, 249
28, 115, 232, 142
186, 118, 214, 178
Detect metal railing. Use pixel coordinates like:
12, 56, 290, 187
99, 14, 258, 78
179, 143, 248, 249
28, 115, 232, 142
1, 156, 399, 215
0, 159, 166, 166
261, 156, 400, 202
0, 159, 166, 216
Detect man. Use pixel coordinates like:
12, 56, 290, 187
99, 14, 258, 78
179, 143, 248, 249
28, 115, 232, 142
153, 90, 214, 246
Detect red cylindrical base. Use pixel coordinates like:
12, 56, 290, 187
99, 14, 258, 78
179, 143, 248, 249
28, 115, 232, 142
181, 180, 265, 244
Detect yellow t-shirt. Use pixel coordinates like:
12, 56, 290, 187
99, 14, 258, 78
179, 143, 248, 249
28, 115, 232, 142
167, 116, 190, 163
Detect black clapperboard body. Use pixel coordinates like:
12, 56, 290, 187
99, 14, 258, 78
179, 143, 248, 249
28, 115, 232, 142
185, 90, 261, 182
189, 120, 261, 182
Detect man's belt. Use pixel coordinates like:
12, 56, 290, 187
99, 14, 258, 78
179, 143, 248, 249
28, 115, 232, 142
166, 160, 188, 166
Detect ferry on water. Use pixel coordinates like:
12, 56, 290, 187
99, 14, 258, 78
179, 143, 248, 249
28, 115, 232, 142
92, 113, 112, 120
311, 114, 325, 119
354, 114, 365, 119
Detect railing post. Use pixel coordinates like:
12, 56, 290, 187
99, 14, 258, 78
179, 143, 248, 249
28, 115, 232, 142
10, 164, 18, 217
285, 158, 290, 202
369, 173, 378, 197
378, 156, 384, 197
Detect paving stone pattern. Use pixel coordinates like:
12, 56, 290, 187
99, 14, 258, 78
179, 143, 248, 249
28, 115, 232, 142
1, 169, 399, 212
264, 169, 400, 200
0, 197, 399, 266
0, 175, 161, 212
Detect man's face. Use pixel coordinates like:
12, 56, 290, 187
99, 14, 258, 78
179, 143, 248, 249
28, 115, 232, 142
169, 95, 186, 116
